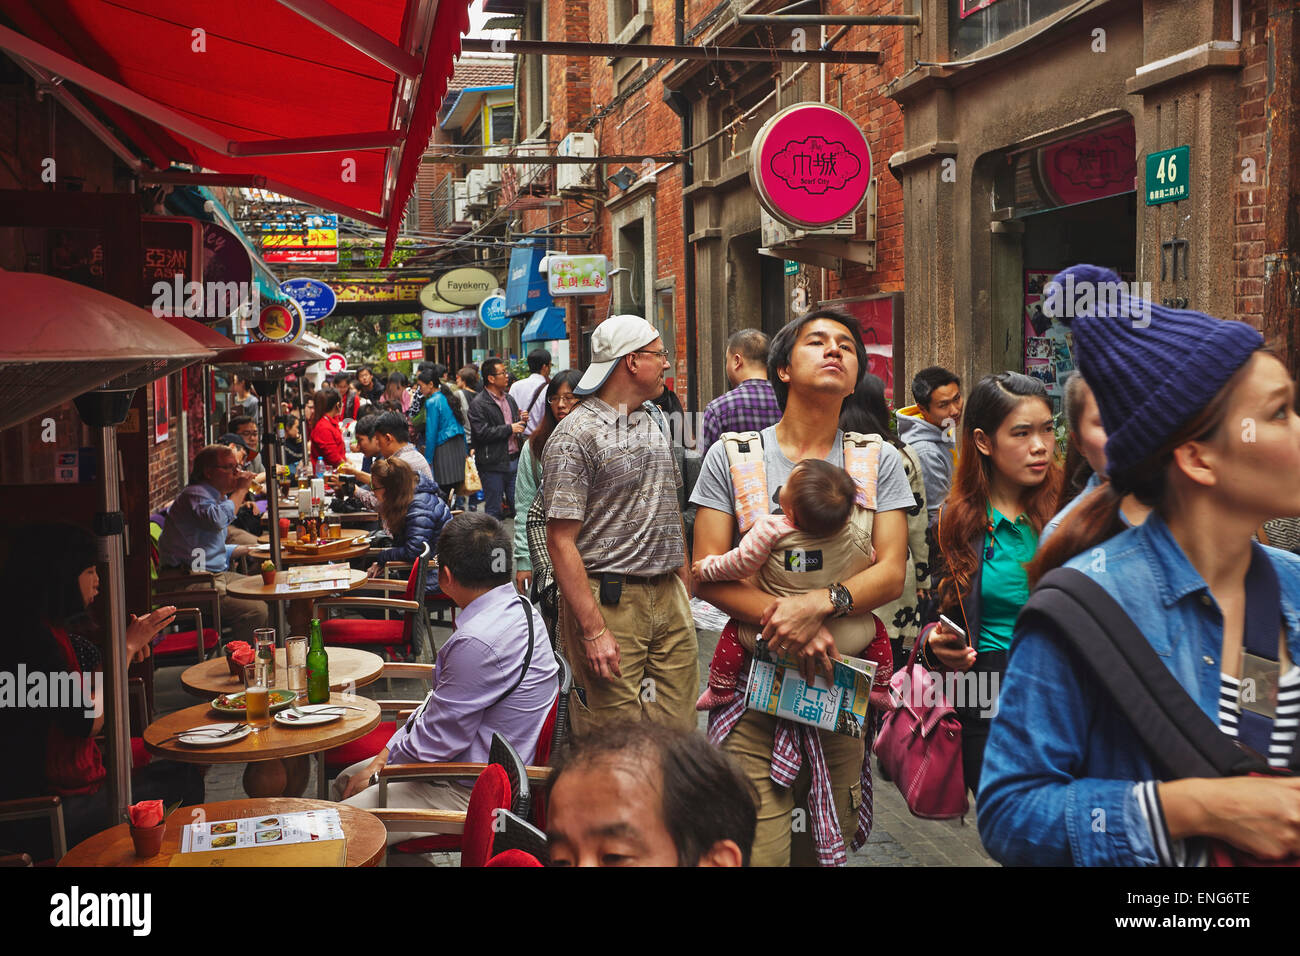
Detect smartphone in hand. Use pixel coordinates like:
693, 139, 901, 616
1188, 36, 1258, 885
938, 613, 969, 647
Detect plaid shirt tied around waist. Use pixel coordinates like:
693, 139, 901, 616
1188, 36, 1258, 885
706, 621, 875, 867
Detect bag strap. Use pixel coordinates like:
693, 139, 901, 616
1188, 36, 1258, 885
936, 504, 973, 639
721, 430, 767, 534
490, 596, 538, 709
1020, 567, 1268, 779
524, 380, 547, 417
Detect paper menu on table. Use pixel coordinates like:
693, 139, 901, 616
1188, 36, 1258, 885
180, 809, 345, 852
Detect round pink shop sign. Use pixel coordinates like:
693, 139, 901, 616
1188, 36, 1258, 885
750, 103, 872, 230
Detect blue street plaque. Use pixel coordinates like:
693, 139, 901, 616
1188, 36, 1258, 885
478, 293, 510, 330
280, 278, 337, 322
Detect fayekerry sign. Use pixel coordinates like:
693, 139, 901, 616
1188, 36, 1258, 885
750, 103, 872, 231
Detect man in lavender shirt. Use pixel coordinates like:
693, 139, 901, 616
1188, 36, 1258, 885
333, 513, 558, 839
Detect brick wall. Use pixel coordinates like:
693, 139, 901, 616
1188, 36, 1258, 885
1234, 0, 1267, 328
146, 375, 182, 513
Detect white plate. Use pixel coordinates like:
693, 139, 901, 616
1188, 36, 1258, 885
178, 722, 251, 746
274, 705, 342, 727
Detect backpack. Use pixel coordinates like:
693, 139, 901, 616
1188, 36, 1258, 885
1020, 564, 1300, 866
719, 430, 883, 535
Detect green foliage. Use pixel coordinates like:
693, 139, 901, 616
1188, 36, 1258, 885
317, 313, 420, 369
508, 357, 529, 382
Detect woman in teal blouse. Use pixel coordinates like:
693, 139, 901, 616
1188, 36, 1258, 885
923, 371, 1062, 795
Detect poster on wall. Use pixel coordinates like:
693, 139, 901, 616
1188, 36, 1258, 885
154, 376, 170, 445
960, 0, 1004, 17
819, 294, 899, 399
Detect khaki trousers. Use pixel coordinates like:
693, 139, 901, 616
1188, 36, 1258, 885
179, 570, 268, 646
721, 709, 864, 867
560, 574, 699, 735
333, 757, 473, 847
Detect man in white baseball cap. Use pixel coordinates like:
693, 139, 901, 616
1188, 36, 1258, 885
542, 315, 698, 735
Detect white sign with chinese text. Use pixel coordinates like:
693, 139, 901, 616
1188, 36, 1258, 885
546, 255, 608, 297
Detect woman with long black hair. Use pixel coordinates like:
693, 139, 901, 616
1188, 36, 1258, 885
979, 265, 1300, 866
0, 525, 203, 857
307, 388, 346, 468
922, 371, 1062, 797
417, 364, 469, 502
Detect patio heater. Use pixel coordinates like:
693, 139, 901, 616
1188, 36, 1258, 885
211, 342, 325, 639
0, 272, 210, 825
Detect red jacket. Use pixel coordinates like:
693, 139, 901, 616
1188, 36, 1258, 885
310, 414, 347, 466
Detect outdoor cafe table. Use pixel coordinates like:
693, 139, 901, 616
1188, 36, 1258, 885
226, 567, 370, 636
143, 693, 382, 800
58, 798, 386, 867
249, 537, 373, 566
179, 646, 384, 698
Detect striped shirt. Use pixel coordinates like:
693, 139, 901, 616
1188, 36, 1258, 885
1218, 665, 1300, 768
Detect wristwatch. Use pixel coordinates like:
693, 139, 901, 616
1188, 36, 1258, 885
827, 582, 853, 618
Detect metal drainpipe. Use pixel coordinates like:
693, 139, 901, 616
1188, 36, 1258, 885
671, 0, 697, 412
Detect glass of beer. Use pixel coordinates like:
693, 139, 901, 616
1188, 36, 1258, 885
242, 662, 272, 732
327, 517, 342, 540
285, 635, 308, 701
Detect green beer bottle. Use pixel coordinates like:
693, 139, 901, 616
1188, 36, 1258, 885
306, 618, 330, 705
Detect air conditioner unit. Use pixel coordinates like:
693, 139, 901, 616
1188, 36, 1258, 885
556, 132, 599, 192
514, 139, 551, 192
484, 145, 508, 185
465, 168, 489, 207
761, 209, 860, 245
452, 178, 469, 222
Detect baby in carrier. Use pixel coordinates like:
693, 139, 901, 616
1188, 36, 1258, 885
693, 457, 892, 711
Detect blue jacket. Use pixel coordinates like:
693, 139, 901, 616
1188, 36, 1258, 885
376, 475, 452, 567
978, 512, 1300, 866
424, 391, 466, 456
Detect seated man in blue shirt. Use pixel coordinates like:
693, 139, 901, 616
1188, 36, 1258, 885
333, 512, 559, 844
157, 444, 269, 644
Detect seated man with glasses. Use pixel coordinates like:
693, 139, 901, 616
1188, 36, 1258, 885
157, 444, 269, 644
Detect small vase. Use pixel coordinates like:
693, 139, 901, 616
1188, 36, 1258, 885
129, 822, 165, 858
261, 570, 276, 585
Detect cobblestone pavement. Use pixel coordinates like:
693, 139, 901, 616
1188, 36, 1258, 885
152, 525, 992, 867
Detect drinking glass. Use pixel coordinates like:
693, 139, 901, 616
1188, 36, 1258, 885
285, 635, 308, 701
254, 627, 277, 688
242, 663, 271, 732
327, 517, 342, 540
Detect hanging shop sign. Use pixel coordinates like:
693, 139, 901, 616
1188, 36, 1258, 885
202, 221, 253, 293
280, 278, 337, 322
546, 255, 608, 296
323, 353, 347, 375
436, 267, 499, 307
141, 215, 202, 313
252, 299, 305, 345
478, 294, 511, 330
386, 330, 424, 362
261, 213, 338, 264
331, 278, 428, 302
750, 103, 872, 231
418, 282, 467, 313
1145, 145, 1190, 206
423, 309, 479, 338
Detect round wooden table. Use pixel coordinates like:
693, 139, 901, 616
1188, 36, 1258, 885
250, 538, 372, 566
58, 798, 385, 867
143, 693, 381, 799
227, 567, 370, 636
179, 646, 384, 698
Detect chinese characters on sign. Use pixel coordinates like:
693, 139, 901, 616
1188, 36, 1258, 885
546, 255, 609, 297
1145, 146, 1190, 206
751, 103, 871, 231
386, 330, 424, 362
422, 309, 479, 338
261, 214, 339, 264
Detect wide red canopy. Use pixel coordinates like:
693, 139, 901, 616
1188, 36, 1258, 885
0, 0, 470, 263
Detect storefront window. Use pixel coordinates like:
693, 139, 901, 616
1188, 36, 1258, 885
948, 0, 1078, 58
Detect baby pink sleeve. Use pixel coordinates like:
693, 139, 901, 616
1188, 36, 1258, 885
695, 514, 788, 581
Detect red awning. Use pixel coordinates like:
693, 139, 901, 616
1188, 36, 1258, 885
0, 0, 470, 264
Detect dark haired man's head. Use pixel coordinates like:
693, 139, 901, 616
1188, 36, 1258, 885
527, 348, 552, 376
353, 414, 381, 457
725, 329, 770, 387
767, 309, 867, 411
372, 410, 412, 453
435, 512, 511, 602
333, 371, 351, 387
911, 366, 963, 429
481, 358, 508, 394
547, 721, 757, 867
781, 459, 857, 537
228, 414, 259, 454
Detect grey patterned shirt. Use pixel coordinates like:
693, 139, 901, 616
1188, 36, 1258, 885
542, 396, 685, 575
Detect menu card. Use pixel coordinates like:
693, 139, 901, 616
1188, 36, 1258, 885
180, 808, 344, 852
275, 563, 351, 593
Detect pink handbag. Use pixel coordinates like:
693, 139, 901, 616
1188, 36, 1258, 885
874, 623, 969, 820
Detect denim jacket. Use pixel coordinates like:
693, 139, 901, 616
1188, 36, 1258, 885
977, 511, 1300, 866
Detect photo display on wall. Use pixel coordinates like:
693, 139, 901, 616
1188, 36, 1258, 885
1023, 268, 1134, 414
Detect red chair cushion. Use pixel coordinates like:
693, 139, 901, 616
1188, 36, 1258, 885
323, 721, 396, 775
130, 737, 151, 770
153, 628, 219, 658
485, 849, 543, 867
320, 619, 405, 647
460, 764, 511, 867
534, 693, 559, 766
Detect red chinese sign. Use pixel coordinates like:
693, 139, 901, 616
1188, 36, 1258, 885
751, 103, 872, 230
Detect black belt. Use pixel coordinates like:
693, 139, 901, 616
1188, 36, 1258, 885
590, 572, 674, 585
